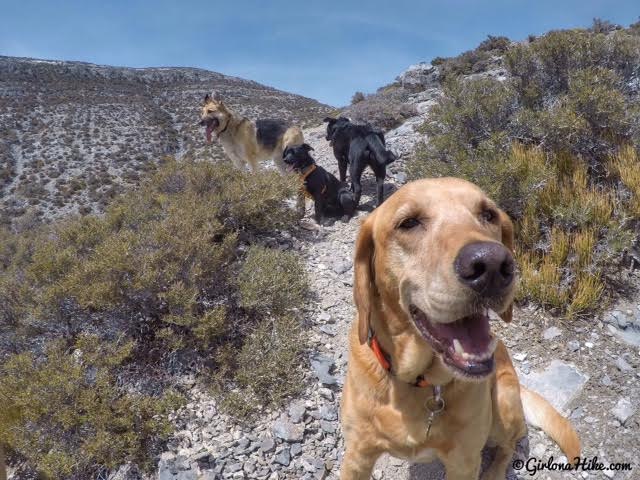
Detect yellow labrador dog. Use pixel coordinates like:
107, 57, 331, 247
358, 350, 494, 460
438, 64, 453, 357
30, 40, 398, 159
341, 178, 580, 480
199, 92, 304, 172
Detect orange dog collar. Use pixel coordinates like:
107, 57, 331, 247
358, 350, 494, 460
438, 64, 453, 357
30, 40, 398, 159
367, 329, 431, 388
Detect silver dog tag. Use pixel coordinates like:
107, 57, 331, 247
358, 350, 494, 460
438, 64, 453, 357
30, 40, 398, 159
425, 387, 445, 437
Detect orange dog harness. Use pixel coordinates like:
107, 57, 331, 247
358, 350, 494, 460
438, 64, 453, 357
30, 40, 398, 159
299, 164, 327, 199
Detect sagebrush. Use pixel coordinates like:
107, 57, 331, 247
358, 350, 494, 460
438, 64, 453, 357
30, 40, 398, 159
0, 158, 310, 477
409, 24, 640, 315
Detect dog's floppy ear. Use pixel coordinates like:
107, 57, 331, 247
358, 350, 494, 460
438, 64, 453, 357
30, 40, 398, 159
498, 208, 514, 323
499, 209, 514, 252
323, 117, 335, 124
354, 212, 377, 344
302, 143, 314, 152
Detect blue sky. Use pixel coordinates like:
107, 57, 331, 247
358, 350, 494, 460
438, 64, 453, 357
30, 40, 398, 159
1, 1, 638, 106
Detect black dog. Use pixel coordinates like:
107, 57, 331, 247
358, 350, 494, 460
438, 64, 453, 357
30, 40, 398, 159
323, 116, 396, 207
283, 144, 356, 224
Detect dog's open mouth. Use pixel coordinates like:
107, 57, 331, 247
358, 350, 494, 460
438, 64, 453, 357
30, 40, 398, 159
203, 118, 219, 143
409, 305, 497, 378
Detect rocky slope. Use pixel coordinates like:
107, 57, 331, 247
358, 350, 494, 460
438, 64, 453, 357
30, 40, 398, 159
0, 56, 332, 225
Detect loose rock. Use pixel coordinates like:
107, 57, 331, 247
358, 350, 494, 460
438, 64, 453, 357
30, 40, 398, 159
310, 353, 338, 385
519, 360, 589, 414
542, 326, 562, 340
567, 340, 580, 352
274, 448, 291, 467
612, 397, 635, 425
615, 356, 633, 372
273, 416, 304, 442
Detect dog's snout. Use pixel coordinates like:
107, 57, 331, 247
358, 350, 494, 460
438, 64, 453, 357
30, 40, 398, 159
454, 241, 514, 296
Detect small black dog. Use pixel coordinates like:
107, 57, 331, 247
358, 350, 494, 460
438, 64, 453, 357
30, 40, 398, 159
323, 116, 396, 207
283, 143, 356, 224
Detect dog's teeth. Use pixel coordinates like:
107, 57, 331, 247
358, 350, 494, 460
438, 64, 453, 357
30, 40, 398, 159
488, 309, 500, 320
453, 339, 464, 355
474, 338, 499, 361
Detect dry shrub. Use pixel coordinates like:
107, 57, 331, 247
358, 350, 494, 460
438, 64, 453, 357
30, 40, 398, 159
0, 158, 309, 476
409, 25, 640, 316
609, 145, 640, 217
0, 335, 182, 479
412, 142, 625, 316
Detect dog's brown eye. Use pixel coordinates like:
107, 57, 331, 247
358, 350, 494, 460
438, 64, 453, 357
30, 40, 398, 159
481, 209, 497, 223
398, 217, 420, 230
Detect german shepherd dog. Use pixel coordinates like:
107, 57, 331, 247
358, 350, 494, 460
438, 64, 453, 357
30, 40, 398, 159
324, 116, 396, 208
283, 144, 356, 225
200, 92, 304, 172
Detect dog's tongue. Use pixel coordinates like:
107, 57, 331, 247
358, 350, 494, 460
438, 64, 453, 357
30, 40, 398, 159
206, 124, 213, 144
430, 312, 491, 355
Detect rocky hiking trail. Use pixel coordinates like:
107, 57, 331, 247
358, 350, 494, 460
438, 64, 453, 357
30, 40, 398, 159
155, 120, 639, 479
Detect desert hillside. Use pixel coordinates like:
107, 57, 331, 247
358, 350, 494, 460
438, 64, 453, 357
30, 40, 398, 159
0, 56, 332, 224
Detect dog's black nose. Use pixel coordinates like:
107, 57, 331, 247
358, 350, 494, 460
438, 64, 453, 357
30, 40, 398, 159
454, 241, 514, 296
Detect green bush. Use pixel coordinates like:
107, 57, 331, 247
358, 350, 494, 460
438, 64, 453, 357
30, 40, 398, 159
0, 335, 182, 479
412, 25, 640, 173
430, 35, 511, 82
567, 68, 628, 137
14, 159, 300, 332
214, 315, 307, 417
525, 65, 634, 166
505, 27, 640, 109
436, 49, 491, 81
408, 24, 640, 316
418, 78, 516, 159
509, 68, 633, 167
351, 91, 366, 104
0, 158, 309, 475
237, 245, 309, 316
410, 143, 628, 317
408, 144, 552, 220
477, 35, 511, 53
